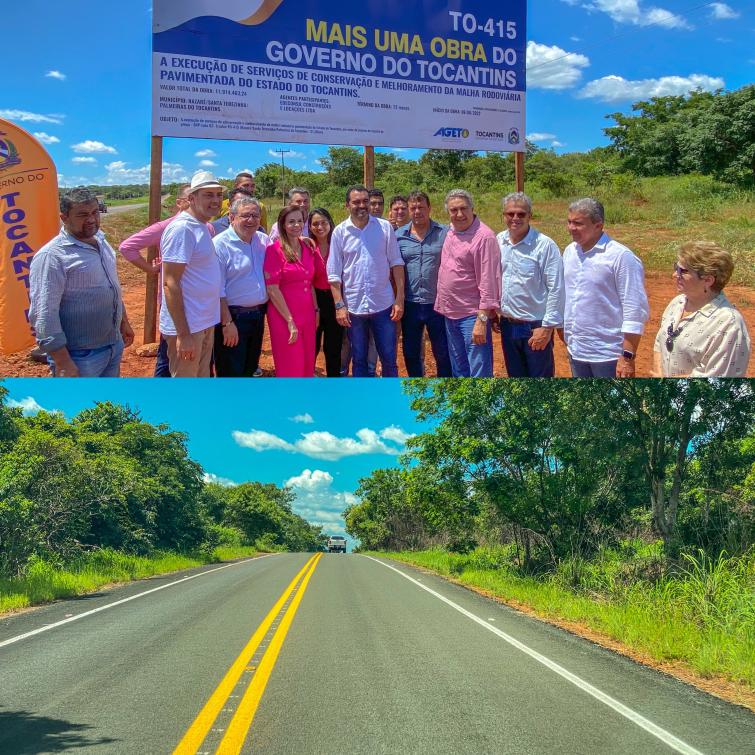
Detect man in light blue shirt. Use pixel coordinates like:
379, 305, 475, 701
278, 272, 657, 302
496, 192, 564, 378
214, 197, 269, 377
29, 188, 133, 377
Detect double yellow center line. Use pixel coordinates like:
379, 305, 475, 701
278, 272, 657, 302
174, 553, 322, 755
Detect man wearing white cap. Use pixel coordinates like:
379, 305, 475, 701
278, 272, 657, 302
160, 171, 224, 377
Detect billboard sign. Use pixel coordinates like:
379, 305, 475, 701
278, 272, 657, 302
152, 1, 526, 151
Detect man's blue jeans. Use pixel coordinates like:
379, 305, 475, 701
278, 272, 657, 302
445, 315, 493, 377
401, 301, 452, 377
49, 339, 124, 377
154, 335, 170, 377
214, 305, 266, 377
500, 319, 555, 378
348, 307, 398, 377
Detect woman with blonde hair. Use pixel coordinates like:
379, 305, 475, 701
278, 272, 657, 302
264, 205, 328, 376
654, 241, 750, 377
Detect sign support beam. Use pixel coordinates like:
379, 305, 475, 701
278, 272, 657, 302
144, 135, 163, 345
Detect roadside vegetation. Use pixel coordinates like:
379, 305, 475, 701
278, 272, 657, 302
347, 380, 755, 692
0, 388, 324, 613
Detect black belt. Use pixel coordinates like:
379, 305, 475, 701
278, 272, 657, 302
502, 316, 541, 325
229, 304, 266, 313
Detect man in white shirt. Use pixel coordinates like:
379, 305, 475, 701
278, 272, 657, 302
160, 171, 223, 377
497, 192, 564, 377
327, 185, 405, 377
563, 197, 649, 377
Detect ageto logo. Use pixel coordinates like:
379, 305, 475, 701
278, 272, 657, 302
434, 127, 470, 139
0, 134, 22, 173
508, 128, 520, 145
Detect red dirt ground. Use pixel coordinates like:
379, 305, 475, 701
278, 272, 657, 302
3, 261, 754, 378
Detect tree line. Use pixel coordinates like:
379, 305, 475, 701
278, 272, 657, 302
345, 380, 754, 568
249, 85, 752, 204
0, 390, 324, 577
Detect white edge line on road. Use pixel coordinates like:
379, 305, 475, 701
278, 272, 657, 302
365, 556, 705, 755
0, 555, 275, 650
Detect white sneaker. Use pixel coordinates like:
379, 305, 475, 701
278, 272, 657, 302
253, 367, 263, 377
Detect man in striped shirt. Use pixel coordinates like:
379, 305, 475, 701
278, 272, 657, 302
29, 187, 133, 377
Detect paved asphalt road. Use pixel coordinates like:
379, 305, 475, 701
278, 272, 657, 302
1, 553, 752, 754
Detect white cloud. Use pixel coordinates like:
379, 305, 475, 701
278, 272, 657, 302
232, 426, 411, 461
7, 397, 49, 416
575, 0, 692, 29
709, 2, 739, 19
45, 70, 67, 81
290, 413, 314, 424
283, 469, 358, 539
232, 429, 295, 453
102, 160, 188, 185
33, 132, 60, 145
0, 109, 64, 125
72, 156, 97, 164
527, 42, 590, 89
551, 140, 565, 147
526, 132, 557, 142
199, 159, 217, 167
379, 425, 413, 445
285, 468, 333, 491
203, 472, 238, 487
72, 140, 117, 155
579, 73, 725, 102
195, 148, 217, 158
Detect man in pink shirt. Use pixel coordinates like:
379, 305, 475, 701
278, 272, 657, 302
435, 189, 501, 377
118, 184, 215, 376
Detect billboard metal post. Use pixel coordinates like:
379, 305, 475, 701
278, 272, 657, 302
144, 135, 163, 345
515, 152, 525, 192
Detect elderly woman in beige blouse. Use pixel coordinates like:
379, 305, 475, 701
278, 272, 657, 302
654, 241, 751, 377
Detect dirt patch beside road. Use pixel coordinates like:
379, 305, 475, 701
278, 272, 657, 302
3, 263, 753, 378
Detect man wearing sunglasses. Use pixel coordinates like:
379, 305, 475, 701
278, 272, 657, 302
563, 198, 649, 377
496, 192, 564, 377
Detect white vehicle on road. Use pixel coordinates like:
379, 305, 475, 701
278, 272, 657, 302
327, 536, 347, 553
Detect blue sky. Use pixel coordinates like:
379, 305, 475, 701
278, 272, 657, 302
3, 1, 751, 187
3, 379, 431, 547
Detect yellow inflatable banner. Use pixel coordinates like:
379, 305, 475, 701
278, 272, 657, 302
0, 120, 59, 355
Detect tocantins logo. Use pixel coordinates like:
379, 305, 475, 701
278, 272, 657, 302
0, 133, 22, 173
508, 128, 520, 145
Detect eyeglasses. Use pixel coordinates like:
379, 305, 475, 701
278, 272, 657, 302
504, 211, 528, 219
666, 322, 685, 352
237, 213, 260, 221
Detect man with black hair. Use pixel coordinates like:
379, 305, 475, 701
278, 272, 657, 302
29, 187, 133, 377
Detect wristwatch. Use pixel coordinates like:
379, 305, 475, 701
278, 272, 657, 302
221, 320, 233, 328
621, 350, 635, 360
477, 312, 489, 323
334, 301, 346, 310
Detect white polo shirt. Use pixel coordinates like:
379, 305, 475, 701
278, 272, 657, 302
327, 214, 404, 315
563, 233, 649, 362
159, 211, 221, 335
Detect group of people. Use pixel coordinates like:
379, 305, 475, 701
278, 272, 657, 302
27, 170, 751, 378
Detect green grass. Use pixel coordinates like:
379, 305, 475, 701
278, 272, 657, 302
372, 547, 755, 689
106, 195, 150, 207
0, 546, 260, 614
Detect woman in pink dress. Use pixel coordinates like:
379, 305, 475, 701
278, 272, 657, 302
264, 205, 329, 377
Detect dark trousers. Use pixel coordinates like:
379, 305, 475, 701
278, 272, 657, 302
214, 305, 266, 377
316, 288, 344, 377
500, 319, 555, 378
349, 306, 398, 377
154, 335, 171, 377
401, 301, 452, 377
